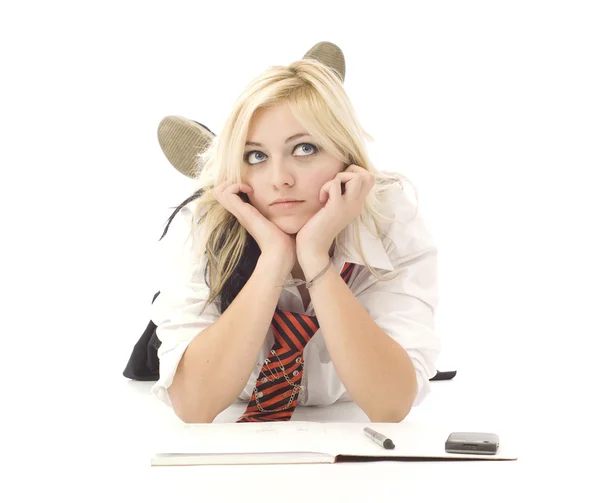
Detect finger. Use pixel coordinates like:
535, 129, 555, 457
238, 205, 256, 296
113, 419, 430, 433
347, 170, 375, 198
360, 171, 376, 196
319, 180, 333, 203
321, 173, 356, 202
334, 172, 359, 196
334, 172, 356, 183
329, 176, 344, 204
213, 180, 229, 197
220, 183, 254, 209
340, 165, 374, 189
223, 182, 253, 196
344, 173, 363, 195
339, 168, 372, 182
215, 183, 254, 219
340, 175, 364, 201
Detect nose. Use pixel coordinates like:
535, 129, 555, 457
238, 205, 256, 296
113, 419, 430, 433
270, 156, 295, 189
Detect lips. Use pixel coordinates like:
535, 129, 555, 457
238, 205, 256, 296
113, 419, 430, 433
269, 200, 305, 211
270, 200, 304, 206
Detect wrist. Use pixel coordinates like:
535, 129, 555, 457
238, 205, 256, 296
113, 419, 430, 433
299, 253, 331, 280
256, 253, 293, 284
305, 260, 333, 289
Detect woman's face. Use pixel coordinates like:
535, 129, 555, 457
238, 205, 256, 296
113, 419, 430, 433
243, 103, 345, 235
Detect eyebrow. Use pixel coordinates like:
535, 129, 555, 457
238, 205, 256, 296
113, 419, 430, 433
245, 132, 310, 148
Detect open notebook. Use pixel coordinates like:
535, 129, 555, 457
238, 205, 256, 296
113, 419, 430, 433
151, 421, 518, 466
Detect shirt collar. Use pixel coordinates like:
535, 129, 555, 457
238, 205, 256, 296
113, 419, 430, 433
333, 218, 395, 272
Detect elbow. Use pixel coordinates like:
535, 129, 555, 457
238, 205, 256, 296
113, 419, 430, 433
172, 398, 217, 424
368, 381, 418, 423
368, 404, 412, 423
168, 383, 217, 424
176, 409, 216, 424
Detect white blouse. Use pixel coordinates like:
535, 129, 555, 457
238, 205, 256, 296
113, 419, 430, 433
150, 183, 441, 412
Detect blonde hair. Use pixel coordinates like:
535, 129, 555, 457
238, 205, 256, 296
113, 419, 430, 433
185, 59, 417, 311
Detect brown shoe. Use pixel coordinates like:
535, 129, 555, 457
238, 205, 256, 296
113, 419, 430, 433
157, 116, 215, 178
303, 41, 345, 82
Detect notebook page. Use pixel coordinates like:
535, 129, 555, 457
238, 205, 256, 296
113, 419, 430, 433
152, 421, 330, 457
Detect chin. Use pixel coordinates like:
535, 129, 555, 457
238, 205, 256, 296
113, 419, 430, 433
272, 217, 308, 235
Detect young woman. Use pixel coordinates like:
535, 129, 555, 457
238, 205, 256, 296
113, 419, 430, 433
151, 59, 441, 424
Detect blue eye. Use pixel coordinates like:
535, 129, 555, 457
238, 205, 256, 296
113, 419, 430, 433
244, 151, 267, 165
293, 143, 318, 156
243, 143, 319, 164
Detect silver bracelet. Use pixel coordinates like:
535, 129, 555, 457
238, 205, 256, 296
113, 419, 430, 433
305, 260, 333, 289
277, 259, 333, 289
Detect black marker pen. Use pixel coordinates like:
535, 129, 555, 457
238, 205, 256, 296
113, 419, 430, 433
363, 427, 395, 450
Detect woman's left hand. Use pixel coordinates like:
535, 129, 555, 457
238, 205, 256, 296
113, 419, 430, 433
296, 164, 375, 272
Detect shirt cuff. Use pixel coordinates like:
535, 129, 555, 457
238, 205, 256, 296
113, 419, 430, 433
150, 341, 193, 408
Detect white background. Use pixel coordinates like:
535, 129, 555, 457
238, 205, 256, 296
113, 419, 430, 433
1, 0, 599, 500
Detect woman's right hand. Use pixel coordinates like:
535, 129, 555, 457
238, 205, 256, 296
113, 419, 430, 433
213, 181, 296, 274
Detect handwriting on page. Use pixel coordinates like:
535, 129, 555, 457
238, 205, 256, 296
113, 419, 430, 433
165, 421, 329, 455
254, 423, 313, 434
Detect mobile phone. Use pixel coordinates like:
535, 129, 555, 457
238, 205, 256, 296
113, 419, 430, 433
445, 432, 499, 455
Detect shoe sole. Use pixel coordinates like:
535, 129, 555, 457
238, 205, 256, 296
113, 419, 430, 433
157, 116, 215, 178
303, 41, 345, 82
